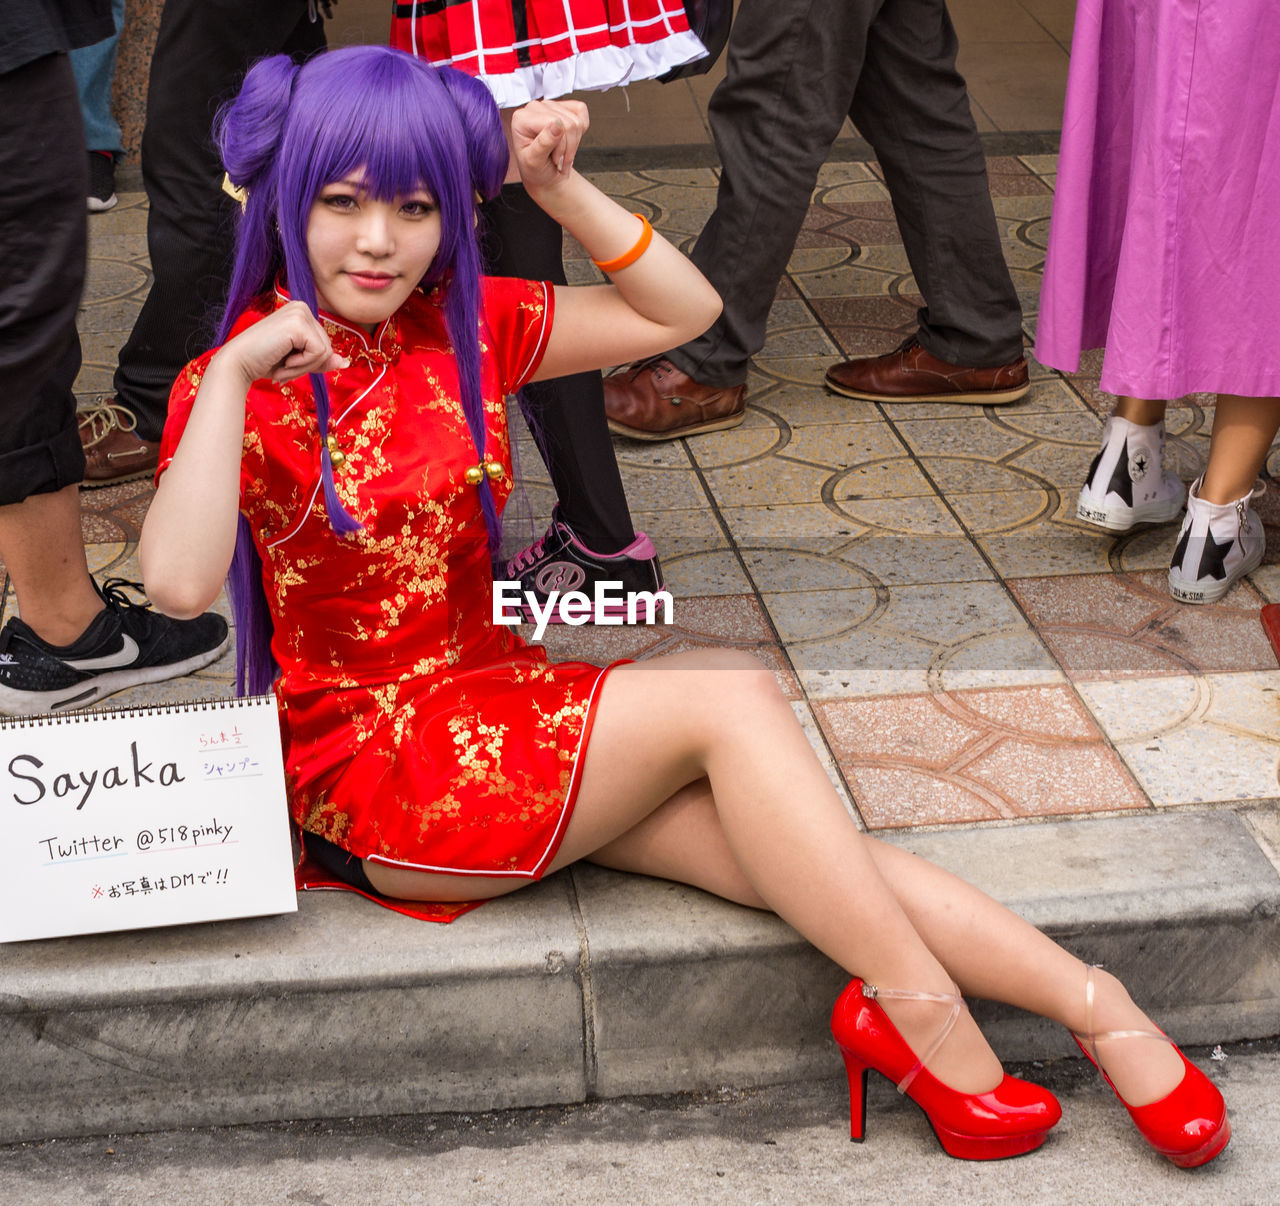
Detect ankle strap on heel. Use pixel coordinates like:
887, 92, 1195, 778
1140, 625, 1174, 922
862, 981, 965, 1094
1074, 965, 1172, 1063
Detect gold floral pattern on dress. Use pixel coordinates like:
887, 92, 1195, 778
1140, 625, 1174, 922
163, 278, 606, 885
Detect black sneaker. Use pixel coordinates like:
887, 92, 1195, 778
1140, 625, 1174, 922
0, 579, 229, 716
501, 509, 664, 623
87, 151, 117, 213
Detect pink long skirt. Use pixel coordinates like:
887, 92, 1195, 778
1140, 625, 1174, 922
1035, 0, 1280, 400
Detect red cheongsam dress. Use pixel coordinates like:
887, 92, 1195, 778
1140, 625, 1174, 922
159, 276, 619, 918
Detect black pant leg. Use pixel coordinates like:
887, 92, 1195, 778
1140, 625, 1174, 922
481, 184, 636, 553
113, 0, 325, 441
0, 53, 88, 504
849, 0, 1023, 365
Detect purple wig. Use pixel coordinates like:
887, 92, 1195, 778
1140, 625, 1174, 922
214, 46, 508, 693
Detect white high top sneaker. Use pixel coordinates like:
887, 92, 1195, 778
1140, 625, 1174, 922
1076, 415, 1186, 531
1167, 477, 1266, 604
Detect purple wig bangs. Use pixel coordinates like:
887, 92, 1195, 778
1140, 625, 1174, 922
216, 46, 508, 694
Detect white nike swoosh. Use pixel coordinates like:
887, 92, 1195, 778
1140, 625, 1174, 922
66, 634, 141, 671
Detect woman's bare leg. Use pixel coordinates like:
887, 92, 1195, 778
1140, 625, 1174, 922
370, 650, 1181, 1101
372, 651, 1000, 1090
1199, 394, 1280, 503
1112, 395, 1168, 427
590, 774, 1183, 1105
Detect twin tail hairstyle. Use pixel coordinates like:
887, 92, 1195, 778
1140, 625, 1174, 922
214, 46, 510, 694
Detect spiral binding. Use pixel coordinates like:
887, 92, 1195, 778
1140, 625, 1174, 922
0, 694, 275, 730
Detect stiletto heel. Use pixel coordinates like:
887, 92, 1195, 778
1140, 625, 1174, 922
1073, 966, 1230, 1168
830, 978, 1061, 1160
839, 1048, 869, 1141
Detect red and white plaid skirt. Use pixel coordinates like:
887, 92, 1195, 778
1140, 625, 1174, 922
391, 0, 706, 106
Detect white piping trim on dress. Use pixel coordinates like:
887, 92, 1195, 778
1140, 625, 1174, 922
265, 288, 391, 550
510, 281, 552, 388
363, 659, 617, 879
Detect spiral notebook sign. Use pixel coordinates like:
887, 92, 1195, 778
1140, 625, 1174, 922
0, 696, 297, 942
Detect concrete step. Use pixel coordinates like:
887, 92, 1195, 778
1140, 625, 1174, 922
4, 807, 1279, 1143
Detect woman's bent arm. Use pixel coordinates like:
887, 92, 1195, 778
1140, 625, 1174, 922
140, 301, 345, 618
510, 102, 722, 380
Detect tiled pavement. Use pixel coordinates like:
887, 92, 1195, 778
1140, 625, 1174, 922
28, 141, 1279, 843
6, 10, 1280, 1145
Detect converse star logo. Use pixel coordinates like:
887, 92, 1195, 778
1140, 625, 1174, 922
1194, 531, 1236, 581
66, 635, 141, 671
1106, 437, 1134, 505
1129, 450, 1150, 482
1171, 528, 1235, 581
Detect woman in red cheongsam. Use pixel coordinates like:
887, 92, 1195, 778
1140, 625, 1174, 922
139, 46, 1229, 1169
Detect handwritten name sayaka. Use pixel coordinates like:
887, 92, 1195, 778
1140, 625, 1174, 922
7, 740, 185, 811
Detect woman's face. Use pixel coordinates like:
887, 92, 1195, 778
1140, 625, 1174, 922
306, 172, 443, 332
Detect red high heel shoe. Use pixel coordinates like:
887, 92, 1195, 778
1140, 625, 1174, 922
1073, 966, 1230, 1168
831, 978, 1061, 1160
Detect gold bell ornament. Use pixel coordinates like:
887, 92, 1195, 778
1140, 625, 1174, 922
465, 460, 505, 485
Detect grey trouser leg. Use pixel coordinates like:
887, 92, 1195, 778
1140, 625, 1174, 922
851, 0, 1022, 366
667, 0, 1021, 386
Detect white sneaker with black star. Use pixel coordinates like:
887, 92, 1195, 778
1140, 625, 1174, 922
1077, 415, 1186, 531
1167, 477, 1265, 604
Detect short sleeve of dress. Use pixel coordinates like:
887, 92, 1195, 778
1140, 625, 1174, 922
155, 350, 214, 484
481, 276, 555, 396
155, 315, 270, 506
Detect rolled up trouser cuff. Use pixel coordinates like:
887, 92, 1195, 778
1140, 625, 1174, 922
0, 426, 86, 507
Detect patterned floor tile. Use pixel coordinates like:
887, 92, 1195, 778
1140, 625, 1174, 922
535, 594, 798, 700
816, 685, 1148, 829
971, 519, 1142, 579
766, 582, 1062, 698
731, 524, 993, 591
699, 458, 844, 510
749, 383, 884, 429
1008, 571, 1275, 680
745, 355, 836, 389
47, 135, 1280, 850
719, 502, 864, 543
1078, 672, 1280, 805
833, 493, 967, 536
747, 537, 993, 594
677, 420, 788, 470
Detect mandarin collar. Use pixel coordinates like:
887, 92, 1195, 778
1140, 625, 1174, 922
272, 281, 404, 368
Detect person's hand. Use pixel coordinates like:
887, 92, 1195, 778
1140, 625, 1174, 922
510, 99, 589, 194
213, 301, 348, 387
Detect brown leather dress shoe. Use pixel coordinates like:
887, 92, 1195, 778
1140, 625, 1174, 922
824, 336, 1030, 405
604, 357, 747, 441
78, 400, 161, 487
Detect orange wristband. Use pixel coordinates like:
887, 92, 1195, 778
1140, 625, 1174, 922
591, 215, 654, 274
